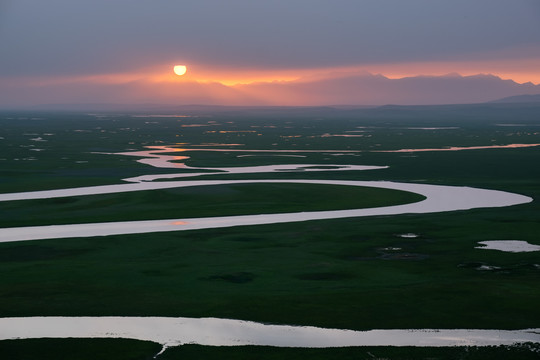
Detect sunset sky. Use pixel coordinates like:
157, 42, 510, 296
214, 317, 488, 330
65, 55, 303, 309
1, 0, 539, 107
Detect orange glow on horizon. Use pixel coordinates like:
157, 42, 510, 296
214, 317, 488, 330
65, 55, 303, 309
152, 58, 540, 85
9, 68, 539, 91
9, 55, 539, 88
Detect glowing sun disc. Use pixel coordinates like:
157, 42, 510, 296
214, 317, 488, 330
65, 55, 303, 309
173, 65, 187, 76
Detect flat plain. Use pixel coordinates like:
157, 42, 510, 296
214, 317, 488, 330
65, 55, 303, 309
1, 104, 540, 359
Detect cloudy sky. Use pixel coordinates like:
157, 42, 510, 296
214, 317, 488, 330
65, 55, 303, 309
1, 0, 539, 106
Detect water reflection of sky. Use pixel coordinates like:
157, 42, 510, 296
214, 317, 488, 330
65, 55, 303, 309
0, 179, 531, 243
1, 145, 537, 349
374, 143, 540, 153
0, 145, 532, 244
1, 317, 539, 349
476, 240, 540, 253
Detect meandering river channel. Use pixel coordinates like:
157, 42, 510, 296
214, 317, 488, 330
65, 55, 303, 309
0, 146, 537, 350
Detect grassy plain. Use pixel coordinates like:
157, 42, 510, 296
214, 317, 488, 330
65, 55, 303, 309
0, 183, 424, 227
2, 340, 539, 360
1, 104, 539, 359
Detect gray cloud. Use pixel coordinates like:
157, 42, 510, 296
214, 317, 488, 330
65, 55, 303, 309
1, 0, 539, 77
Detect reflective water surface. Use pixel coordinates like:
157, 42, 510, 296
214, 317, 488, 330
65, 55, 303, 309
476, 240, 540, 253
0, 146, 537, 348
0, 179, 531, 243
374, 143, 540, 153
1, 317, 539, 349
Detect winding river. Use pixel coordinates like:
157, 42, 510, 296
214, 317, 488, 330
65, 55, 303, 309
1, 317, 539, 351
0, 179, 531, 243
0, 146, 537, 350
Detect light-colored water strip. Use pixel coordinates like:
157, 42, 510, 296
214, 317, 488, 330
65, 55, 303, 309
122, 164, 386, 182
109, 146, 366, 169
1, 317, 539, 349
476, 240, 540, 253
374, 143, 540, 153
0, 180, 531, 243
0, 148, 537, 349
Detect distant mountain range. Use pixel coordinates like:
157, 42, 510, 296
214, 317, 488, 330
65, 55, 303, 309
489, 94, 540, 103
4, 72, 540, 110
234, 72, 540, 106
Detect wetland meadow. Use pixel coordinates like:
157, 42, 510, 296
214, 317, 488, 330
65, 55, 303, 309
1, 104, 540, 359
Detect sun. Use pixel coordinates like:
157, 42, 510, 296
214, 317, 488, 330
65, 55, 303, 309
173, 65, 187, 76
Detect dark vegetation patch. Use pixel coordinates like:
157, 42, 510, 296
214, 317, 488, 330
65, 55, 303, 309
380, 253, 430, 260
219, 234, 267, 242
296, 272, 355, 281
160, 343, 540, 360
0, 244, 88, 262
206, 272, 256, 284
2, 339, 540, 360
36, 196, 79, 205
141, 269, 168, 277
458, 262, 486, 269
0, 338, 162, 360
0, 183, 425, 228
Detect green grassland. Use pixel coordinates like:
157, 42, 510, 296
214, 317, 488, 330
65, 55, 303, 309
1, 340, 539, 360
159, 343, 540, 360
1, 104, 540, 359
0, 183, 424, 227
0, 338, 162, 360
